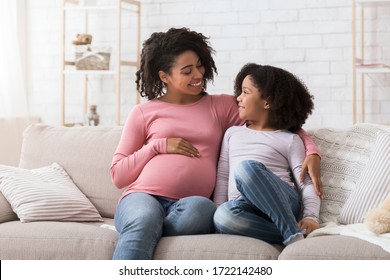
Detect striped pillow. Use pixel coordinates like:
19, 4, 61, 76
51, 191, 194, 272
338, 132, 390, 224
0, 163, 103, 223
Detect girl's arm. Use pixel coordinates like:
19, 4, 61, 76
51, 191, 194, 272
289, 135, 321, 227
110, 106, 166, 189
213, 133, 230, 207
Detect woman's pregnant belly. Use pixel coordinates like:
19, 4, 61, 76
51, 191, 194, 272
132, 153, 217, 199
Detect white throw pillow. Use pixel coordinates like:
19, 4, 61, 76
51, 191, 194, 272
308, 124, 387, 225
338, 132, 390, 224
0, 163, 103, 223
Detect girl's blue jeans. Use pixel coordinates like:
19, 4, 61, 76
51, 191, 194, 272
112, 192, 216, 260
214, 160, 303, 245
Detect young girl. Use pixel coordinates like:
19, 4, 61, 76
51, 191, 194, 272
213, 63, 321, 246
110, 29, 321, 259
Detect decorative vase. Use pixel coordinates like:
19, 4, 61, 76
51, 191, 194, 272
88, 104, 100, 126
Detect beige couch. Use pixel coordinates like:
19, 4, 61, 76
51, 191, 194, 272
0, 123, 389, 260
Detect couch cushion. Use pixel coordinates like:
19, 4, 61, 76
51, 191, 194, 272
154, 234, 282, 260
0, 219, 281, 260
18, 124, 124, 218
278, 235, 390, 260
307, 124, 390, 225
0, 220, 118, 259
0, 163, 103, 223
339, 132, 390, 224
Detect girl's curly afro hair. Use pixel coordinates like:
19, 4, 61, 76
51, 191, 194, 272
136, 27, 217, 100
234, 63, 314, 131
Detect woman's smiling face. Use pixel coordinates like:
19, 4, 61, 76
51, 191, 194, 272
160, 50, 205, 97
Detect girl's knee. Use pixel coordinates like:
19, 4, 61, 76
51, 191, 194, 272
213, 203, 243, 233
213, 205, 230, 229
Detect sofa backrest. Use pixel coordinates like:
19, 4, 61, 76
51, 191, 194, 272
15, 123, 390, 224
18, 124, 124, 218
0, 117, 40, 166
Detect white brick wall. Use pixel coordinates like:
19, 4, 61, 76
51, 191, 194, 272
26, 0, 390, 128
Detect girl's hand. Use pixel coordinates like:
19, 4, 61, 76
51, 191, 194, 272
166, 138, 200, 157
299, 218, 319, 235
300, 154, 323, 199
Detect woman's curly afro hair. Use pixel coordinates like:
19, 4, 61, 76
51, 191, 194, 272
136, 27, 217, 100
234, 63, 314, 131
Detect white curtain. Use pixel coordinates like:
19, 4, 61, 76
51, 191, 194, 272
0, 0, 32, 166
0, 0, 28, 118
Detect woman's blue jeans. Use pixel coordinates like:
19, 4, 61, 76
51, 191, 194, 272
113, 192, 216, 260
214, 160, 302, 245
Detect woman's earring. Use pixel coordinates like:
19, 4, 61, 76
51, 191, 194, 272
162, 83, 167, 94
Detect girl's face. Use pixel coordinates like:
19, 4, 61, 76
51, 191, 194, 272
236, 75, 269, 123
159, 50, 205, 98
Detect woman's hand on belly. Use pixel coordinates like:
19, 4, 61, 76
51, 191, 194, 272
167, 138, 200, 157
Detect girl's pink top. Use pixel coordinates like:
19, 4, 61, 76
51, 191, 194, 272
110, 94, 320, 202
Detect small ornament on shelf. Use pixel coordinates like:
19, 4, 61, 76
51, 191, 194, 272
72, 33, 93, 45
72, 33, 111, 70
88, 105, 100, 126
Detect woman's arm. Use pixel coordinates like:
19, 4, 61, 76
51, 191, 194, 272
296, 128, 321, 156
296, 128, 323, 198
110, 106, 166, 189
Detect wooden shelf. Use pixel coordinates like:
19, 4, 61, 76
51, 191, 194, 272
63, 69, 117, 75
356, 0, 390, 7
64, 60, 138, 68
356, 66, 390, 73
64, 4, 139, 12
352, 0, 390, 124
60, 0, 141, 126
